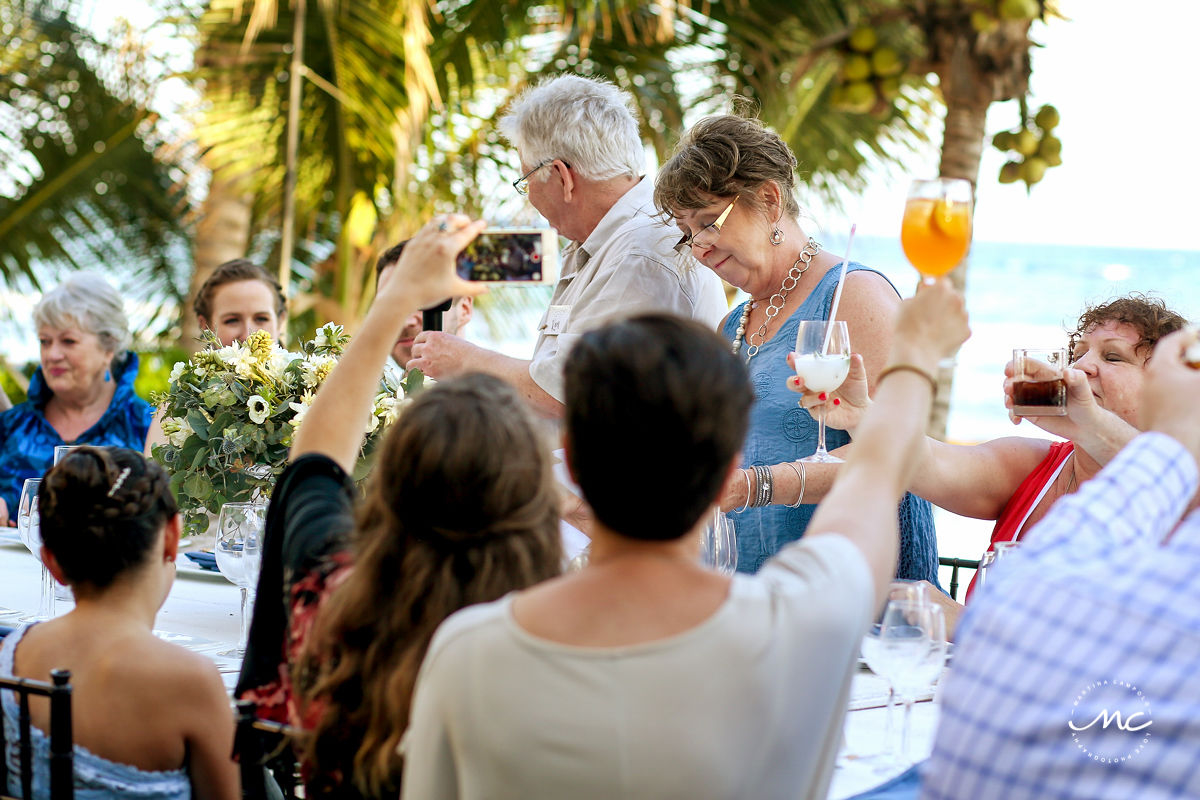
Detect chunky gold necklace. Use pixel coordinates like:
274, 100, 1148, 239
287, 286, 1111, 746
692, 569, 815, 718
732, 237, 822, 361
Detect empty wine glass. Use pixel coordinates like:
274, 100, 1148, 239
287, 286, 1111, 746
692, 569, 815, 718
52, 445, 81, 466
215, 501, 266, 657
890, 602, 947, 763
794, 320, 851, 463
700, 508, 738, 574
975, 540, 1020, 591
17, 478, 54, 621
860, 590, 936, 768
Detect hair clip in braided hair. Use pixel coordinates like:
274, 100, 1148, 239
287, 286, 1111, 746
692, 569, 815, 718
107, 467, 132, 498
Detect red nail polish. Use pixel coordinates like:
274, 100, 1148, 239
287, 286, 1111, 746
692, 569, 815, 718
833, 398, 841, 406
819, 392, 827, 401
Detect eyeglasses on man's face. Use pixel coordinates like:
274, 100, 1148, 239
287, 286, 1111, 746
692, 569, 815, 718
674, 195, 739, 255
513, 159, 570, 196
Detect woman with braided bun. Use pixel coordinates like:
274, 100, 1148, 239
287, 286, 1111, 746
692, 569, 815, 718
0, 446, 238, 799
234, 214, 562, 799
653, 114, 939, 583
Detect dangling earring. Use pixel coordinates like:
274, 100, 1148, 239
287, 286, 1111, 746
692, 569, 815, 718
104, 369, 111, 382
770, 228, 785, 246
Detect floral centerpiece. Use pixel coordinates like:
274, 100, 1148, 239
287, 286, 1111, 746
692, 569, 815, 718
151, 324, 412, 535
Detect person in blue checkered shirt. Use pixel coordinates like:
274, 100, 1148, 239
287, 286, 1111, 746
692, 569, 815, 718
921, 325, 1200, 798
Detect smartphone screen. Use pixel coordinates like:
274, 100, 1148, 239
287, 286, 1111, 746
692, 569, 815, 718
455, 228, 558, 283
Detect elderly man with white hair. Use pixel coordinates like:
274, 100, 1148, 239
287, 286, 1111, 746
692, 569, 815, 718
408, 74, 728, 418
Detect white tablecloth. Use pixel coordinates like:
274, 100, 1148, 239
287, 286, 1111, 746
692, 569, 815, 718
1, 538, 938, 795
0, 538, 243, 687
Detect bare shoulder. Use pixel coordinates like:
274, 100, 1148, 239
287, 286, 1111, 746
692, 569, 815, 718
117, 635, 227, 704
844, 271, 902, 314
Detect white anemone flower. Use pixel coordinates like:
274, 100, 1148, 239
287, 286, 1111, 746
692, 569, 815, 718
247, 395, 270, 425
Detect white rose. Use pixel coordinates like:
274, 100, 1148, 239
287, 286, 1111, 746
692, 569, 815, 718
169, 361, 186, 383
267, 350, 291, 381
162, 416, 193, 448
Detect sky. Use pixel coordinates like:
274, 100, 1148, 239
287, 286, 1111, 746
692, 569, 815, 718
811, 0, 1200, 251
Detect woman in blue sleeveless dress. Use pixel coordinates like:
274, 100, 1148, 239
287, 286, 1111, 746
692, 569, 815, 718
654, 115, 939, 582
1, 447, 237, 799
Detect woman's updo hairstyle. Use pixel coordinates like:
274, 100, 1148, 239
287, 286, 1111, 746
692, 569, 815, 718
39, 447, 178, 589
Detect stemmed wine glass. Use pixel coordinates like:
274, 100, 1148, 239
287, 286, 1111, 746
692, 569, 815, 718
53, 445, 81, 466
901, 178, 972, 284
901, 178, 972, 368
700, 508, 738, 574
889, 602, 947, 763
215, 501, 265, 658
16, 478, 55, 621
793, 320, 851, 463
859, 586, 945, 768
49, 447, 82, 606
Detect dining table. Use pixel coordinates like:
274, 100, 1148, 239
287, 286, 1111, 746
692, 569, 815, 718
0, 533, 941, 798
0, 531, 244, 690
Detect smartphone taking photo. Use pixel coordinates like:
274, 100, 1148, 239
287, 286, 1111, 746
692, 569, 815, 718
456, 228, 559, 283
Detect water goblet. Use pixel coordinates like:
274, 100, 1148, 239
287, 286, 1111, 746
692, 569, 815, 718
215, 501, 266, 657
793, 320, 851, 463
52, 445, 81, 466
889, 602, 947, 763
17, 478, 54, 621
700, 508, 738, 574
860, 592, 937, 767
975, 540, 1020, 591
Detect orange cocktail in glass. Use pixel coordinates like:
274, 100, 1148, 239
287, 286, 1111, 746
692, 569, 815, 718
901, 178, 973, 281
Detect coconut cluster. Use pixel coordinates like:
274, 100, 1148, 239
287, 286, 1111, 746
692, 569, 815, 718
994, 105, 1061, 188
970, 0, 1042, 33
830, 26, 905, 116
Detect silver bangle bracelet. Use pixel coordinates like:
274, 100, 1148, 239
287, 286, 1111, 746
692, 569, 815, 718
781, 460, 806, 508
754, 464, 774, 507
736, 468, 753, 513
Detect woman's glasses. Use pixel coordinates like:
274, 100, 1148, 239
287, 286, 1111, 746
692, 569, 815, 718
675, 195, 739, 254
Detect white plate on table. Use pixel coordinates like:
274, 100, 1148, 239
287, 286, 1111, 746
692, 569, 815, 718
175, 555, 230, 582
0, 529, 24, 548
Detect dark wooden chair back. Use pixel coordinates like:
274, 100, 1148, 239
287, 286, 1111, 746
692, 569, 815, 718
234, 700, 302, 800
0, 669, 74, 800
939, 556, 981, 601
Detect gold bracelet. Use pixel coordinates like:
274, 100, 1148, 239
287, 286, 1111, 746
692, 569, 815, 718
877, 363, 937, 397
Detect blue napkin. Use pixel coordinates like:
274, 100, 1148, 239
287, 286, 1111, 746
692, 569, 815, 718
184, 551, 219, 572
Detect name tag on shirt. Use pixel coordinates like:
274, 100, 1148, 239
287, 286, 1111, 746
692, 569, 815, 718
544, 305, 571, 336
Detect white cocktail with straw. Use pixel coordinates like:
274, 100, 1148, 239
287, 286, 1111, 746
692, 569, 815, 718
794, 321, 851, 463
793, 224, 855, 463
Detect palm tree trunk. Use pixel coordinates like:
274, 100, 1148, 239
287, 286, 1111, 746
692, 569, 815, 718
183, 166, 253, 352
